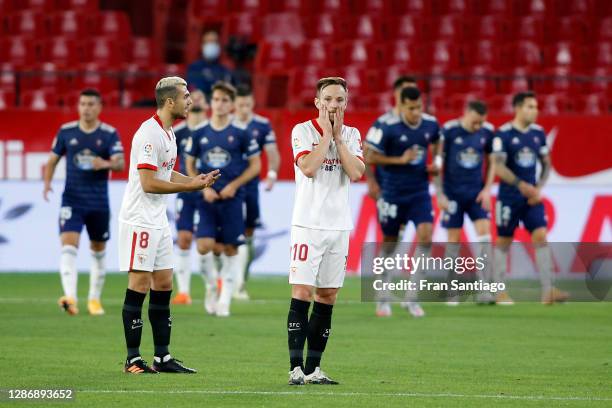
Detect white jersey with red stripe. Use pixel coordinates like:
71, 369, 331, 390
119, 114, 178, 229
291, 119, 363, 231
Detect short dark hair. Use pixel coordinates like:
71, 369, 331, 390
79, 88, 101, 100
393, 75, 417, 90
211, 81, 237, 101
235, 84, 253, 97
316, 77, 347, 96
512, 91, 536, 107
400, 86, 421, 102
467, 100, 488, 115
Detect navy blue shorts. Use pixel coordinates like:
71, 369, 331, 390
244, 185, 261, 229
196, 196, 246, 246
175, 191, 199, 232
59, 205, 109, 241
495, 196, 547, 237
441, 192, 490, 229
377, 191, 433, 237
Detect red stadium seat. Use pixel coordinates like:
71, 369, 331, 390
385, 15, 425, 41
594, 42, 612, 66
21, 89, 59, 109
514, 0, 549, 16
586, 68, 610, 95
549, 17, 591, 44
338, 67, 370, 96
594, 0, 612, 16
464, 16, 508, 42
501, 42, 542, 70
472, 0, 512, 15
95, 11, 131, 38
430, 15, 465, 41
129, 37, 162, 66
334, 40, 381, 68
385, 40, 422, 72
288, 67, 332, 108
449, 92, 485, 112
20, 0, 57, 12
576, 94, 608, 114
432, 0, 470, 15
0, 0, 18, 14
315, 0, 351, 15
229, 0, 269, 14
351, 0, 390, 15
298, 40, 333, 68
20, 62, 71, 93
304, 14, 342, 40
84, 37, 128, 66
453, 66, 496, 95
40, 37, 83, 66
0, 36, 37, 68
266, 0, 313, 14
498, 68, 531, 93
553, 0, 593, 16
0, 88, 15, 109
261, 13, 304, 44
73, 72, 119, 94
56, 0, 98, 12
461, 40, 502, 70
425, 41, 461, 71
190, 0, 230, 18
122, 63, 157, 97
488, 94, 515, 114
0, 63, 15, 91
223, 13, 261, 41
49, 11, 93, 37
389, 0, 431, 16
380, 64, 423, 90
510, 17, 545, 44
6, 11, 46, 36
543, 42, 577, 68
343, 15, 383, 41
600, 17, 612, 41
255, 40, 296, 72
539, 93, 568, 115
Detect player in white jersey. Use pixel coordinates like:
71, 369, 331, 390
286, 77, 365, 386
118, 77, 219, 375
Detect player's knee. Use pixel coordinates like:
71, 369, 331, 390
315, 288, 338, 305
224, 245, 238, 256
128, 273, 151, 293
245, 228, 254, 238
291, 285, 313, 301
446, 229, 461, 243
196, 241, 213, 254
90, 241, 106, 252
531, 228, 547, 245
177, 233, 192, 250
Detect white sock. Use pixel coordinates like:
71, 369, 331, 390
493, 246, 509, 284
218, 254, 239, 307
405, 244, 431, 302
60, 245, 78, 300
535, 245, 553, 293
199, 252, 218, 290
88, 250, 106, 301
234, 244, 248, 294
175, 249, 192, 294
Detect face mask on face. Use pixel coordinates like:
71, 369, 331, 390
202, 42, 220, 60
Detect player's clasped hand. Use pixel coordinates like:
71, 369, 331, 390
400, 147, 419, 164
190, 169, 220, 192
219, 182, 237, 199
476, 189, 491, 211
92, 157, 110, 171
203, 186, 219, 203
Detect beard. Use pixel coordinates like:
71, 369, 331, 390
190, 107, 204, 113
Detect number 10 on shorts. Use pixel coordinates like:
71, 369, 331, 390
291, 244, 309, 261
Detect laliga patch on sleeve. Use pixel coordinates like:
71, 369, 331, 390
293, 137, 301, 149
143, 143, 153, 156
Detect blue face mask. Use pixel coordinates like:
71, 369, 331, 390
202, 42, 220, 60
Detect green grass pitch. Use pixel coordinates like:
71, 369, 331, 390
1, 273, 611, 407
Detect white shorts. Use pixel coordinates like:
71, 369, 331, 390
118, 222, 174, 272
289, 226, 350, 288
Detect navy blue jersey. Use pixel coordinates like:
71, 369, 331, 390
366, 113, 440, 203
365, 110, 398, 184
174, 120, 208, 175
493, 122, 549, 200
186, 121, 260, 195
51, 121, 123, 210
441, 119, 495, 197
234, 114, 276, 191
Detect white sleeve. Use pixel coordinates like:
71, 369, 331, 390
292, 124, 313, 165
348, 128, 364, 162
135, 129, 161, 171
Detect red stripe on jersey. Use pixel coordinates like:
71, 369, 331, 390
311, 119, 323, 136
129, 232, 137, 271
356, 155, 365, 163
294, 150, 311, 165
137, 163, 158, 171
153, 114, 172, 141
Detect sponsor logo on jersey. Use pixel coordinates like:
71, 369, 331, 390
456, 147, 482, 169
204, 147, 231, 168
161, 157, 176, 171
515, 147, 536, 168
409, 145, 426, 165
73, 148, 97, 170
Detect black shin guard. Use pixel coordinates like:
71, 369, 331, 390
287, 298, 311, 370
305, 301, 334, 375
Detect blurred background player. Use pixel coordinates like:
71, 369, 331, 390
232, 84, 281, 300
186, 81, 261, 317
364, 76, 418, 200
492, 91, 569, 306
172, 90, 209, 305
287, 77, 364, 385
118, 76, 219, 374
435, 101, 496, 305
187, 30, 235, 97
365, 87, 441, 318
43, 89, 125, 316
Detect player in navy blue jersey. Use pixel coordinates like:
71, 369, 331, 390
171, 90, 208, 305
364, 76, 417, 201
492, 91, 569, 305
232, 84, 281, 300
185, 81, 261, 317
435, 101, 496, 305
43, 89, 125, 316
366, 87, 441, 318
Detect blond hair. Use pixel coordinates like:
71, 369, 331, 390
316, 77, 348, 96
155, 76, 187, 108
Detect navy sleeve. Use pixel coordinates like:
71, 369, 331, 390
108, 131, 124, 157
51, 130, 66, 156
